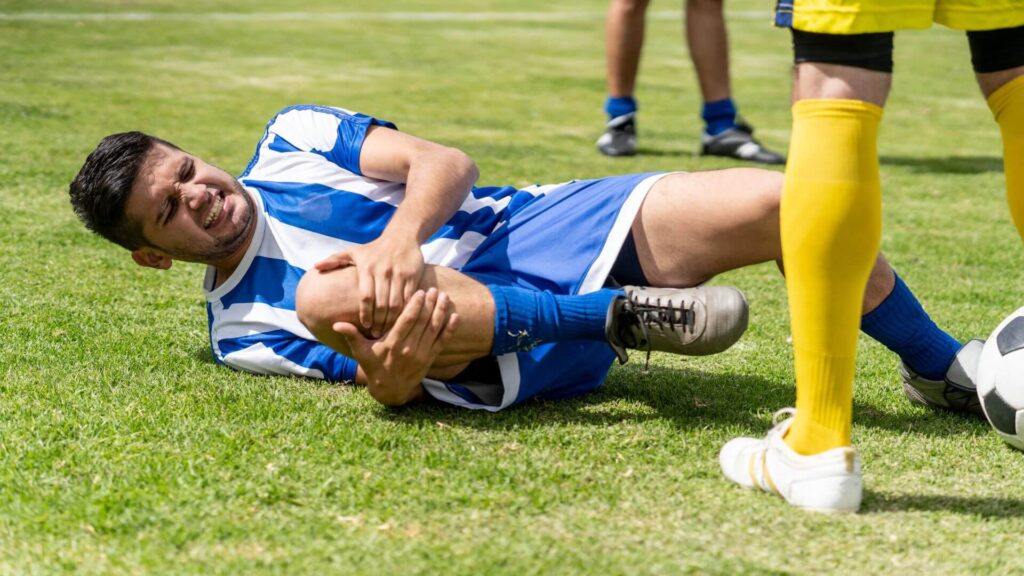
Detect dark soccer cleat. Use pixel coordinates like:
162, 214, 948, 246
605, 285, 749, 364
901, 339, 985, 418
596, 112, 637, 157
700, 120, 786, 165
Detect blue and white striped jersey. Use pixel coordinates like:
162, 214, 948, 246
203, 104, 560, 382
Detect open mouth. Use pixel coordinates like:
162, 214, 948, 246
203, 192, 224, 229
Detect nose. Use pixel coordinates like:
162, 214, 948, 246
179, 182, 208, 211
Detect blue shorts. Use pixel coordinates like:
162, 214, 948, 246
421, 172, 668, 411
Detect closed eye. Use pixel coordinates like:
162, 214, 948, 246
178, 157, 195, 182
162, 198, 177, 226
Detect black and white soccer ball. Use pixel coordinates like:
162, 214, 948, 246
977, 306, 1024, 451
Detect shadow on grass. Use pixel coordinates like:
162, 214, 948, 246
192, 345, 216, 363
188, 341, 981, 439
378, 362, 982, 438
880, 155, 1003, 175
865, 490, 1024, 518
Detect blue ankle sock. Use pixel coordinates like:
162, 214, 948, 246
701, 98, 738, 136
605, 96, 637, 120
860, 273, 961, 380
488, 285, 622, 354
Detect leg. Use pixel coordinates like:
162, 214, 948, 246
632, 169, 784, 286
298, 264, 631, 379
686, 0, 786, 163
633, 170, 955, 348
605, 0, 649, 100
685, 0, 731, 104
782, 30, 896, 460
297, 264, 495, 380
598, 0, 649, 156
969, 27, 1024, 242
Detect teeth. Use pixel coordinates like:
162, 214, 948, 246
204, 195, 223, 229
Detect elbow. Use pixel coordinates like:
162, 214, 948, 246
446, 147, 479, 186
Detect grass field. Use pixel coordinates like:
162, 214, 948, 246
3, 1, 1024, 573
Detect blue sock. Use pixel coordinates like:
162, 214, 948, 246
701, 98, 738, 136
605, 96, 637, 120
860, 273, 961, 380
488, 285, 622, 354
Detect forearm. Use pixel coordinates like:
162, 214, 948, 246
381, 147, 478, 245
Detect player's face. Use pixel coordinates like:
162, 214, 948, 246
125, 143, 255, 267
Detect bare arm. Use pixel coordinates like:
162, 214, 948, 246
316, 126, 478, 338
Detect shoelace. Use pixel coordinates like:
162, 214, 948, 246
628, 295, 697, 335
622, 295, 698, 370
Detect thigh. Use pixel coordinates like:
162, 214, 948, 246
631, 168, 783, 287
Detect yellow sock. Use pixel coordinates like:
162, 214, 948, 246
782, 99, 883, 456
989, 76, 1024, 241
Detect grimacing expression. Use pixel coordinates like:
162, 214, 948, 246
125, 143, 255, 266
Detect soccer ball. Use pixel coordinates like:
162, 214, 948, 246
977, 306, 1024, 451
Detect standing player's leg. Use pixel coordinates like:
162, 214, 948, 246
969, 27, 1024, 243
717, 29, 895, 512
685, 0, 785, 164
784, 45, 892, 458
598, 0, 649, 156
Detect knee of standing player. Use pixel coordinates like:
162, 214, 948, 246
295, 267, 361, 339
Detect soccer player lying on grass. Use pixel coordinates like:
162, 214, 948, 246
69, 104, 978, 414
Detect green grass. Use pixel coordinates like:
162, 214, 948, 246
3, 1, 1024, 573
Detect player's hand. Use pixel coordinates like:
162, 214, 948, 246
315, 235, 425, 338
332, 288, 458, 406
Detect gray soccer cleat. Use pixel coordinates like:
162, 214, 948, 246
901, 339, 985, 418
596, 112, 637, 157
701, 120, 786, 165
605, 285, 749, 364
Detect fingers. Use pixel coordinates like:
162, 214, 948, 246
430, 312, 459, 357
384, 278, 406, 336
371, 270, 392, 338
314, 251, 353, 272
385, 290, 426, 346
426, 290, 449, 342
357, 266, 376, 337
332, 321, 371, 357
407, 287, 439, 346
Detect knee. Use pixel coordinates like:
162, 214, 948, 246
739, 168, 782, 219
760, 170, 783, 216
295, 267, 360, 338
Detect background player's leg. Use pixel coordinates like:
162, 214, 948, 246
605, 0, 648, 102
685, 0, 785, 163
598, 0, 649, 156
685, 0, 732, 110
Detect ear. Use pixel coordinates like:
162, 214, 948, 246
131, 247, 173, 270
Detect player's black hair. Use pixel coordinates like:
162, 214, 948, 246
69, 131, 179, 250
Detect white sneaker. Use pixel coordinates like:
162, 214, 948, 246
719, 409, 863, 513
